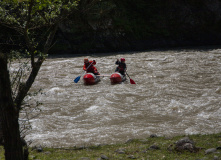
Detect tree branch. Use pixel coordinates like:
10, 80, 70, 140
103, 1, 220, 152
25, 0, 34, 30
43, 24, 58, 54
14, 24, 59, 110
14, 58, 43, 110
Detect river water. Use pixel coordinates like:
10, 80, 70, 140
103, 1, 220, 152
22, 47, 221, 147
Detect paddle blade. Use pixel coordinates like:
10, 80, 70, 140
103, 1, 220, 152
130, 78, 136, 84
74, 76, 81, 83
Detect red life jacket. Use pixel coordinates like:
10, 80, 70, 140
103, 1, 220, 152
83, 62, 98, 74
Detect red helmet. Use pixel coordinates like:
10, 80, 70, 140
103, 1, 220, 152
84, 58, 89, 63
121, 58, 125, 62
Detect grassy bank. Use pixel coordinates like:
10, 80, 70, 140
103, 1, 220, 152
0, 133, 221, 160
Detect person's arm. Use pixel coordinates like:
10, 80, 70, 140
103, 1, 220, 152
83, 64, 87, 71
115, 59, 120, 65
124, 63, 127, 71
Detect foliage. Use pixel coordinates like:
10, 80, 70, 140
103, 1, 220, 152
2, 0, 221, 54
0, 0, 80, 56
0, 0, 79, 25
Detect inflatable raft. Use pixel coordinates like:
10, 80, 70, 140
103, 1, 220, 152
83, 73, 100, 85
110, 72, 126, 84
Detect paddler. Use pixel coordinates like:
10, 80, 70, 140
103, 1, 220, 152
83, 58, 100, 75
115, 58, 127, 75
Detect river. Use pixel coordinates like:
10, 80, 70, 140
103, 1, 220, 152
20, 47, 221, 147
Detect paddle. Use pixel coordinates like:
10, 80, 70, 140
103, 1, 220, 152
74, 61, 93, 83
126, 71, 136, 84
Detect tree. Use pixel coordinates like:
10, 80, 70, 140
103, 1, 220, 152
0, 0, 80, 159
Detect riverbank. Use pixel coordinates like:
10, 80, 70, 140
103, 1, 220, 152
1, 133, 220, 160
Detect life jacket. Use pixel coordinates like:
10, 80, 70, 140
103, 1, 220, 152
117, 62, 126, 72
83, 61, 99, 74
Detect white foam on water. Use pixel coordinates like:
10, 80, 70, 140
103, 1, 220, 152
85, 105, 100, 112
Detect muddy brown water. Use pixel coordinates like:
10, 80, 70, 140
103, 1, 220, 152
18, 47, 221, 147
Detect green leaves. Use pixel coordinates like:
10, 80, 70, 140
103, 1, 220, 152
0, 0, 80, 27
0, 0, 80, 60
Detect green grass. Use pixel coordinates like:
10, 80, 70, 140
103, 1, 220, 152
0, 133, 221, 160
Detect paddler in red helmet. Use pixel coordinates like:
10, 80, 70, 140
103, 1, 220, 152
115, 58, 127, 75
83, 58, 100, 75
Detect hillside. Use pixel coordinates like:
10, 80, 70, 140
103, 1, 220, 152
50, 0, 221, 54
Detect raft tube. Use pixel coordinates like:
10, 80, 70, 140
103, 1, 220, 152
83, 73, 100, 85
110, 72, 126, 84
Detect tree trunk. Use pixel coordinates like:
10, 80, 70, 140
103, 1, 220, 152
0, 53, 24, 160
